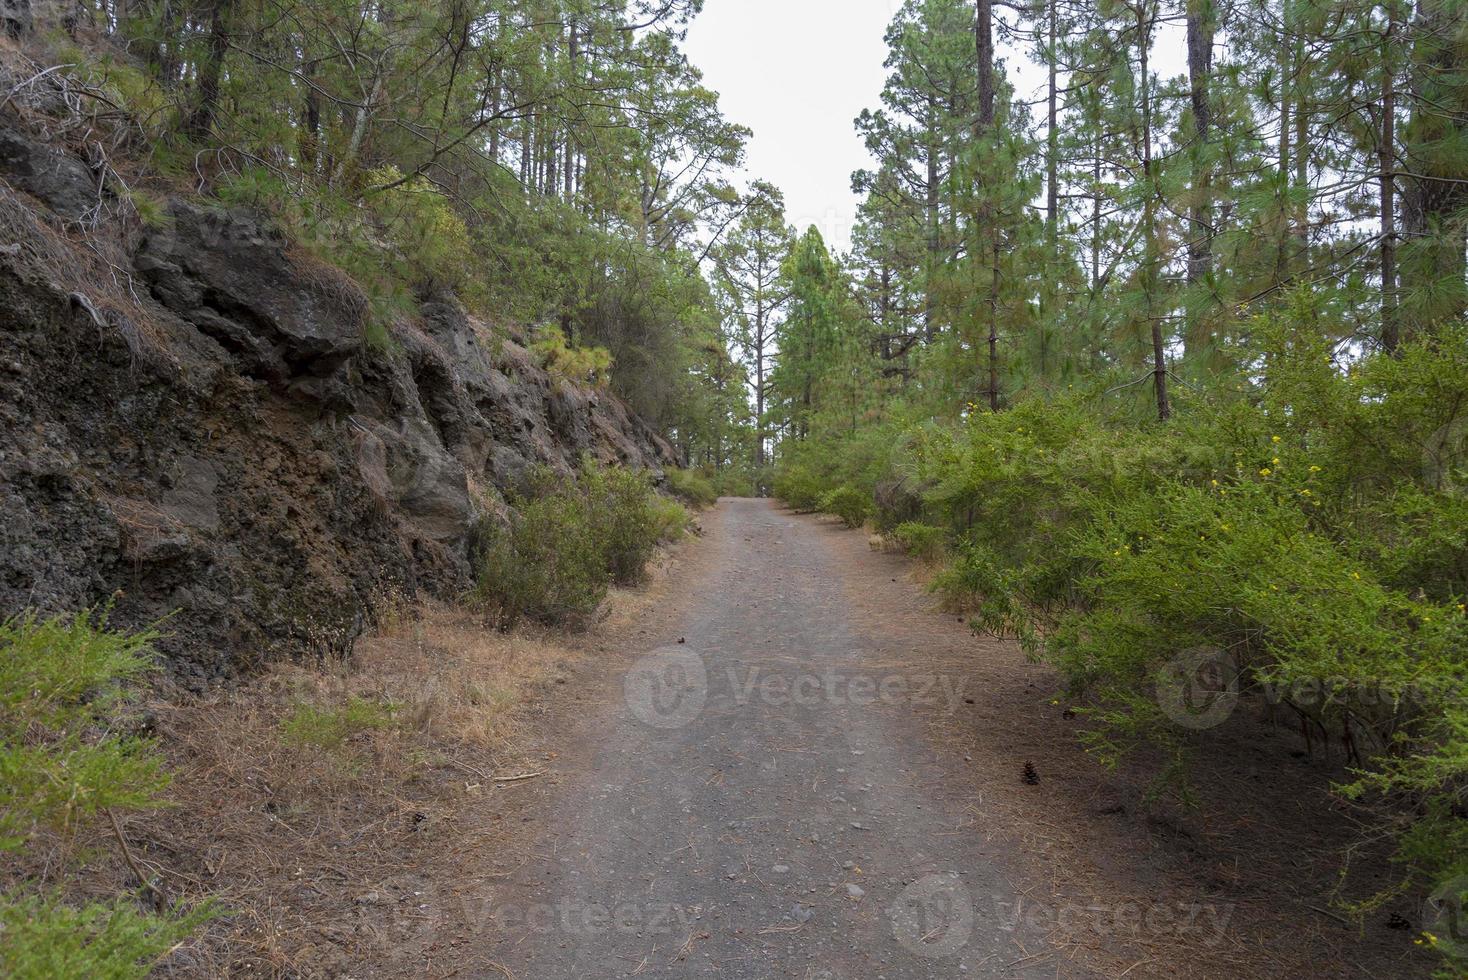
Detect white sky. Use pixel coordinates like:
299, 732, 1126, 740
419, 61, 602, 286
684, 1, 1189, 256
683, 0, 900, 254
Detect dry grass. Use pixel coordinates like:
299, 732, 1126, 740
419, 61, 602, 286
5, 601, 587, 978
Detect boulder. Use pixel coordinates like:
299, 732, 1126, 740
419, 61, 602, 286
0, 122, 96, 218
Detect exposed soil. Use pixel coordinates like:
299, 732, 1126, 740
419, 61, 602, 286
337, 498, 1433, 979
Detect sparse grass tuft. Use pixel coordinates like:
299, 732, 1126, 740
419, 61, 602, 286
279, 696, 399, 751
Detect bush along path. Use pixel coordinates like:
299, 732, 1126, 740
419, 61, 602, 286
397, 498, 1430, 980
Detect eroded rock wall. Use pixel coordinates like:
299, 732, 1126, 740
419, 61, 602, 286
0, 128, 678, 686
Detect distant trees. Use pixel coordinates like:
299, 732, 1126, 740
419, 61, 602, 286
711, 182, 792, 469
820, 0, 1468, 422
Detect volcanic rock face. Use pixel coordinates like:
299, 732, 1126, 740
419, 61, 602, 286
0, 122, 97, 219
0, 142, 679, 687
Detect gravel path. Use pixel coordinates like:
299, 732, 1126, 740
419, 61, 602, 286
493, 498, 1078, 979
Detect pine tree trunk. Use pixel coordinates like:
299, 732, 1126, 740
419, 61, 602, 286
1045, 0, 1058, 249
1139, 0, 1170, 421
925, 98, 940, 342
988, 242, 1000, 411
1381, 9, 1399, 353
565, 24, 578, 200
1185, 0, 1214, 357
183, 0, 230, 139
300, 58, 321, 173
975, 0, 995, 129
755, 296, 766, 469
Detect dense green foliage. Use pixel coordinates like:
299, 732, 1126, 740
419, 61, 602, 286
0, 611, 168, 849
472, 463, 684, 629
0, 893, 212, 980
22, 0, 1468, 964
665, 468, 719, 509
0, 612, 209, 975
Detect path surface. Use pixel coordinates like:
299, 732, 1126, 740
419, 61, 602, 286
490, 499, 1074, 978
435, 497, 1428, 980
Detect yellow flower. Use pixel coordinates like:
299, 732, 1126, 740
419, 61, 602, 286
1260, 468, 1272, 477
1300, 489, 1312, 497
1309, 465, 1322, 473
1220, 523, 1232, 532
1272, 457, 1281, 466
1211, 479, 1220, 487
1352, 572, 1361, 580
1271, 435, 1281, 443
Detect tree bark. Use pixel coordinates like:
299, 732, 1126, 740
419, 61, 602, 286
975, 0, 995, 129
1185, 0, 1214, 356
1381, 6, 1399, 352
988, 242, 1000, 411
1139, 0, 1170, 421
183, 0, 230, 139
1045, 0, 1058, 248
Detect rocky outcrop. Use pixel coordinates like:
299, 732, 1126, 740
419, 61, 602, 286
0, 146, 679, 686
0, 122, 97, 219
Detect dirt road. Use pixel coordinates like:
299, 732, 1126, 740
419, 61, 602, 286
432, 498, 1425, 979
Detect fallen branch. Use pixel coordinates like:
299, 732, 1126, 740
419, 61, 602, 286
492, 771, 544, 783
106, 807, 166, 905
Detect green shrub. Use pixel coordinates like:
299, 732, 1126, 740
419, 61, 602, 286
530, 326, 613, 387
473, 463, 669, 628
772, 464, 826, 512
280, 696, 398, 750
650, 495, 692, 542
665, 468, 718, 508
819, 486, 870, 529
0, 611, 169, 850
893, 522, 947, 562
0, 613, 211, 975
473, 477, 610, 630
0, 892, 214, 980
583, 464, 660, 585
777, 318, 1468, 944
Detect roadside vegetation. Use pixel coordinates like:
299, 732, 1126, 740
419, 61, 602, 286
741, 0, 1468, 970
0, 611, 213, 978
472, 462, 688, 630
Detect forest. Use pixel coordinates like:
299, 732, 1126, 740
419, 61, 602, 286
0, 0, 1465, 974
